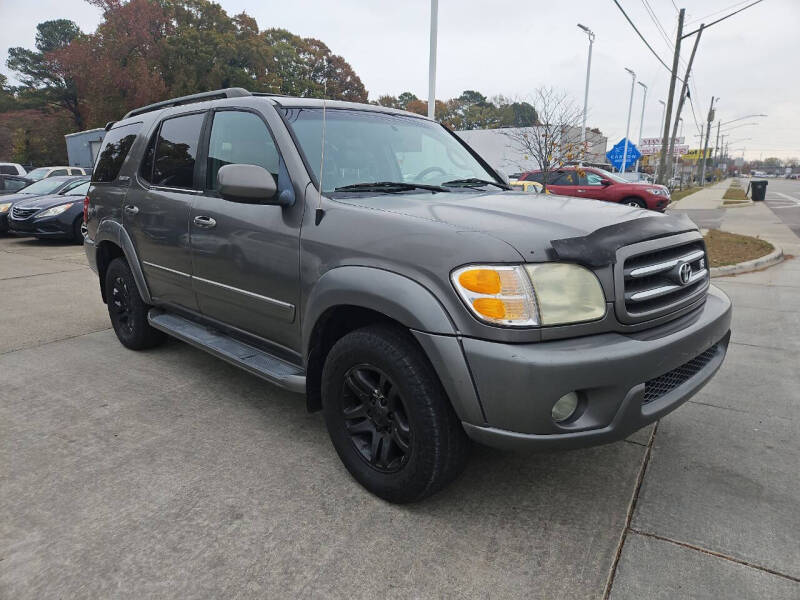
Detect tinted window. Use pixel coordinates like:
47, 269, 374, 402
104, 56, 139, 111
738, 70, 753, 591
152, 113, 204, 189
92, 124, 137, 183
550, 171, 577, 185
5, 179, 26, 192
0, 165, 15, 175
69, 168, 84, 175
139, 129, 157, 183
50, 169, 68, 177
207, 111, 279, 190
524, 172, 544, 183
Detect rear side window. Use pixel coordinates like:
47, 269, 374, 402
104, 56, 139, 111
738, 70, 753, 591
0, 165, 15, 175
524, 172, 544, 183
5, 179, 26, 192
50, 169, 68, 176
92, 123, 139, 183
152, 113, 204, 189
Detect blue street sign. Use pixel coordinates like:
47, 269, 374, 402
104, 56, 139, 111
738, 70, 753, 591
606, 138, 641, 171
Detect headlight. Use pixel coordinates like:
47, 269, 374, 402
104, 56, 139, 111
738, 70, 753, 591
647, 187, 669, 196
525, 263, 606, 325
452, 263, 606, 327
36, 202, 74, 218
0, 202, 11, 213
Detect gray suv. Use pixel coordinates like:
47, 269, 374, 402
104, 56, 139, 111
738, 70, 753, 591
85, 88, 732, 503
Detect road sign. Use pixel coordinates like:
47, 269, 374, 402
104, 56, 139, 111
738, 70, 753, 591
606, 138, 641, 171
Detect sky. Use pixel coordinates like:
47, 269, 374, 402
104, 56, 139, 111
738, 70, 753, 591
1, 0, 798, 161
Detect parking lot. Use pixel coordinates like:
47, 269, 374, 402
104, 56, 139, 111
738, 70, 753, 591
1, 205, 799, 598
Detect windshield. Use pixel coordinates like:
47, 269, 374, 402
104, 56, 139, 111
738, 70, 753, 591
64, 181, 90, 195
281, 108, 499, 193
593, 168, 629, 183
19, 178, 67, 195
25, 168, 51, 181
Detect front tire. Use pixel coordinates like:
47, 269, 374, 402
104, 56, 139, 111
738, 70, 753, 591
321, 325, 469, 503
624, 197, 647, 209
104, 257, 165, 350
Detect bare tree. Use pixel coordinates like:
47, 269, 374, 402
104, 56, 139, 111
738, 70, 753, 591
502, 87, 584, 190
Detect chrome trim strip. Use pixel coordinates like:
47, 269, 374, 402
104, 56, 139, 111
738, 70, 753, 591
150, 185, 202, 195
142, 260, 191, 279
192, 275, 294, 310
627, 269, 708, 302
628, 250, 705, 278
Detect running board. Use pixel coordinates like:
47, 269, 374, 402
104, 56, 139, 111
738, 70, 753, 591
148, 309, 306, 393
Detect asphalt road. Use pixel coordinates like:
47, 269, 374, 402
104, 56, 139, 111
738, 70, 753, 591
762, 177, 800, 238
1, 230, 798, 598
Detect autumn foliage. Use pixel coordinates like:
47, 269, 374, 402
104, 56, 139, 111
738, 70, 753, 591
2, 0, 368, 164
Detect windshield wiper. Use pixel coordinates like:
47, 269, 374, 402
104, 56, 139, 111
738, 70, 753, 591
441, 178, 511, 190
333, 181, 448, 193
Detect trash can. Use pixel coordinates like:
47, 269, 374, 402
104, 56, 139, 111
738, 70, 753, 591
750, 180, 768, 201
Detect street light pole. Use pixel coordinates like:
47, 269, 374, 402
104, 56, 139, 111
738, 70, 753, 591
621, 68, 636, 174
427, 0, 438, 120
578, 24, 595, 162
635, 81, 647, 174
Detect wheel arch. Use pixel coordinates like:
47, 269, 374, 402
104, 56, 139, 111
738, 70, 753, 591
93, 220, 152, 304
302, 266, 459, 413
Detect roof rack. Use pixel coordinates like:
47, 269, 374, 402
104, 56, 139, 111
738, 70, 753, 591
122, 87, 253, 119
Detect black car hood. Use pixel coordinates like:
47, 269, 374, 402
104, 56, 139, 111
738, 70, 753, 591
1, 192, 39, 205
14, 192, 81, 210
334, 190, 696, 262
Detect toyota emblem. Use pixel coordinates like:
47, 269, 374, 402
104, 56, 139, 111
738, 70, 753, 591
678, 262, 692, 285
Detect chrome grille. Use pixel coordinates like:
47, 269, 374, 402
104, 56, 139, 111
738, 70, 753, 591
616, 234, 710, 324
11, 206, 38, 220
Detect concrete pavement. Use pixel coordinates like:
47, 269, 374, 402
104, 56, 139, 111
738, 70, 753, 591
1, 207, 799, 598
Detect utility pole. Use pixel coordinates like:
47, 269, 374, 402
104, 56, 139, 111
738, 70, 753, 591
700, 97, 717, 186
635, 81, 647, 174
666, 24, 704, 182
656, 8, 684, 185
622, 68, 636, 175
427, 0, 438, 120
713, 120, 721, 171
578, 24, 595, 162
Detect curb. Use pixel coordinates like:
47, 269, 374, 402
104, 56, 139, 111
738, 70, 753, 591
710, 242, 784, 278
721, 199, 754, 208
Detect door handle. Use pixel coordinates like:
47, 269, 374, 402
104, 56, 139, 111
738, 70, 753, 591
193, 215, 217, 229
124, 204, 139, 215
577, 189, 586, 193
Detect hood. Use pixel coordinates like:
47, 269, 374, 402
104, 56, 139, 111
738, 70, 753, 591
334, 190, 682, 258
0, 192, 39, 205
14, 192, 80, 211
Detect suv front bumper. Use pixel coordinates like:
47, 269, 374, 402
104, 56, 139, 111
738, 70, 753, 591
458, 285, 731, 450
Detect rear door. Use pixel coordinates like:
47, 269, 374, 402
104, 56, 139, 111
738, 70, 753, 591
125, 112, 205, 310
546, 170, 580, 197
189, 108, 301, 349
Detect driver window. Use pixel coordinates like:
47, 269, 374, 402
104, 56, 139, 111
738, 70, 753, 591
206, 111, 280, 191
586, 172, 604, 186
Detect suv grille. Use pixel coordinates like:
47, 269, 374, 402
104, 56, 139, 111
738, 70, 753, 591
11, 206, 38, 220
643, 343, 719, 404
619, 238, 709, 323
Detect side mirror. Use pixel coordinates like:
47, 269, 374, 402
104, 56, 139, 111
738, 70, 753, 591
600, 178, 612, 186
217, 164, 283, 205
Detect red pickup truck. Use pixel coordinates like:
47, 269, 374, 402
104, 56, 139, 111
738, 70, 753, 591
520, 166, 670, 211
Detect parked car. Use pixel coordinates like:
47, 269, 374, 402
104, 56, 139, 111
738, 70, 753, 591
0, 174, 32, 195
9, 179, 90, 242
85, 88, 731, 503
521, 166, 671, 211
0, 175, 87, 233
510, 180, 545, 193
0, 162, 27, 176
24, 166, 88, 181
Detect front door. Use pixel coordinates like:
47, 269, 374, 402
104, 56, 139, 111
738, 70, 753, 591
125, 112, 206, 310
576, 169, 612, 202
189, 109, 302, 350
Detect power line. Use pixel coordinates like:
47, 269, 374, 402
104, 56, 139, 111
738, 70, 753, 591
610, 0, 684, 82
682, 0, 765, 38
641, 0, 673, 51
685, 0, 754, 26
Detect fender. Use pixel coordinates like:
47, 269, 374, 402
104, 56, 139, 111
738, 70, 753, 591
302, 266, 457, 353
92, 219, 153, 304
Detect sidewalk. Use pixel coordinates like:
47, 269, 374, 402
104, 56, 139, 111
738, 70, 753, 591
670, 179, 731, 209
610, 200, 800, 597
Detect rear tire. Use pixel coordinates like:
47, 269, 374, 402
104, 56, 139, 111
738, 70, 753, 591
321, 324, 469, 503
624, 197, 646, 209
104, 257, 165, 350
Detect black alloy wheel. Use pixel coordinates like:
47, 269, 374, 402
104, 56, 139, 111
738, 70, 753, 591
341, 364, 412, 472
110, 275, 135, 338
104, 257, 165, 350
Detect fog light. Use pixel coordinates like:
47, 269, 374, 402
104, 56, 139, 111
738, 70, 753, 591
552, 392, 579, 423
